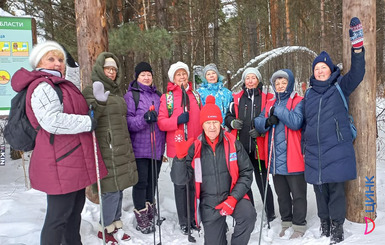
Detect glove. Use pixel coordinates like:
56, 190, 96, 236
88, 110, 98, 131
215, 196, 238, 216
231, 119, 243, 130
349, 17, 363, 50
177, 112, 189, 125
93, 81, 110, 102
144, 110, 158, 124
265, 115, 279, 128
175, 129, 194, 159
249, 128, 260, 139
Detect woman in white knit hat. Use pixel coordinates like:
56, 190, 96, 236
11, 40, 108, 244
158, 61, 201, 234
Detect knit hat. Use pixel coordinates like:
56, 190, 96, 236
135, 61, 152, 79
241, 67, 262, 84
203, 63, 220, 78
104, 57, 118, 69
168, 61, 190, 83
29, 40, 66, 69
200, 95, 223, 126
312, 51, 335, 72
270, 70, 289, 85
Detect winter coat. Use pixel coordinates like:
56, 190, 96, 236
158, 82, 201, 158
82, 52, 138, 193
124, 80, 165, 160
303, 48, 366, 185
11, 68, 107, 195
171, 130, 253, 223
225, 83, 273, 158
197, 80, 233, 125
254, 69, 304, 175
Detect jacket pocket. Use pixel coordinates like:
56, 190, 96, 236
56, 143, 81, 162
334, 118, 344, 142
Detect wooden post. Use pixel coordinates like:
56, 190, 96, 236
343, 0, 376, 223
75, 0, 108, 89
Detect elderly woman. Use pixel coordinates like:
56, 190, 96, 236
302, 17, 365, 244
83, 52, 138, 243
11, 40, 107, 244
158, 61, 201, 234
196, 63, 232, 125
124, 62, 166, 234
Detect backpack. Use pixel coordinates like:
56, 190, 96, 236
131, 80, 162, 110
165, 90, 201, 117
335, 82, 357, 140
4, 84, 63, 151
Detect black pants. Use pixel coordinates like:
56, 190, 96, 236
132, 158, 162, 210
273, 174, 307, 225
41, 188, 85, 245
174, 179, 195, 226
247, 152, 275, 219
202, 199, 256, 245
313, 182, 346, 224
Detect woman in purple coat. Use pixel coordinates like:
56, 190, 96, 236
124, 62, 166, 234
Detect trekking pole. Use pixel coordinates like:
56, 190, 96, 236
255, 144, 271, 229
181, 86, 196, 243
90, 105, 106, 245
258, 125, 275, 245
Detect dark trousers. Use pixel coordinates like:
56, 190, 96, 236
247, 153, 275, 219
202, 199, 256, 245
41, 188, 85, 245
132, 158, 162, 210
273, 174, 307, 225
313, 182, 346, 224
174, 179, 195, 226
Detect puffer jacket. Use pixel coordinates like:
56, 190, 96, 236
124, 80, 165, 160
197, 80, 233, 125
83, 52, 138, 193
303, 48, 365, 185
158, 82, 201, 158
12, 68, 107, 195
171, 130, 253, 223
254, 69, 304, 175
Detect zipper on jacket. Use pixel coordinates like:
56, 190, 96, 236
56, 143, 81, 162
317, 97, 323, 184
107, 106, 119, 189
334, 118, 344, 141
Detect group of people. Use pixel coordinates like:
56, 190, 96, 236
12, 17, 365, 245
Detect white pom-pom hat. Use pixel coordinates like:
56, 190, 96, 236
29, 40, 66, 69
168, 61, 190, 83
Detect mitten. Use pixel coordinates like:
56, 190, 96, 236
175, 129, 194, 159
231, 119, 243, 130
265, 115, 279, 128
93, 81, 110, 102
349, 17, 363, 50
249, 128, 260, 139
215, 196, 238, 216
144, 110, 158, 124
177, 112, 189, 125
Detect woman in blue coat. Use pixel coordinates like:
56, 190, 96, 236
302, 17, 365, 244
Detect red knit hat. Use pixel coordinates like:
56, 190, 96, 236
200, 95, 223, 126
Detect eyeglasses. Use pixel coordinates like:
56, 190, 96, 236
104, 67, 118, 73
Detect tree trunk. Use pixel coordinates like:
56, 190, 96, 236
75, 0, 108, 89
213, 0, 219, 64
343, 0, 376, 223
320, 0, 325, 50
285, 0, 292, 45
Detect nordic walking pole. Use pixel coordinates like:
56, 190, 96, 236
255, 144, 271, 229
181, 86, 196, 243
90, 105, 106, 245
258, 125, 276, 245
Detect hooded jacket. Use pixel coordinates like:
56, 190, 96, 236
254, 69, 304, 175
82, 52, 138, 193
11, 68, 107, 195
124, 79, 165, 160
303, 49, 365, 184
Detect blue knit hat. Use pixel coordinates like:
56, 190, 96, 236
312, 51, 335, 72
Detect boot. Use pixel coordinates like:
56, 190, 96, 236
134, 207, 153, 234
112, 220, 131, 241
330, 220, 344, 244
279, 221, 292, 237
320, 218, 331, 237
97, 223, 118, 244
146, 202, 156, 232
290, 224, 306, 239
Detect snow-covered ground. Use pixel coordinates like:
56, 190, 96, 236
0, 99, 384, 245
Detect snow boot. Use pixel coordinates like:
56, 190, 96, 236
320, 218, 331, 237
146, 202, 156, 232
98, 223, 118, 244
330, 220, 344, 244
290, 224, 306, 239
134, 207, 153, 234
279, 221, 292, 237
112, 220, 131, 241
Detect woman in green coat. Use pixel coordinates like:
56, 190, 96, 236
83, 52, 138, 243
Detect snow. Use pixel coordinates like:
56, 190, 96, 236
0, 100, 384, 245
